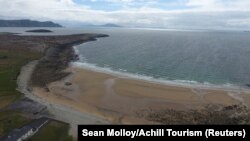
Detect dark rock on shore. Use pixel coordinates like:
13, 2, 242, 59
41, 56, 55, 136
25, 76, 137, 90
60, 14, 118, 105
65, 82, 72, 86
138, 104, 250, 124
30, 34, 108, 87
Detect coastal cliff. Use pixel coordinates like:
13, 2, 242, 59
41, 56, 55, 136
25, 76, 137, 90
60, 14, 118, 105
30, 34, 108, 87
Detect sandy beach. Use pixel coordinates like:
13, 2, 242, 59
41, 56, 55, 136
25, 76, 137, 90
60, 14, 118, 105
11, 29, 250, 140
14, 32, 250, 140
32, 65, 250, 124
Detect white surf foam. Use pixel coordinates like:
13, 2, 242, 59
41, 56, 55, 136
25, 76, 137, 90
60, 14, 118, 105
72, 46, 249, 92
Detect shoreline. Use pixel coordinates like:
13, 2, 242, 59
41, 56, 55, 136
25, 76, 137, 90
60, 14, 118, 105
13, 32, 250, 139
28, 34, 250, 125
32, 65, 250, 125
1, 27, 250, 141
71, 61, 250, 93
72, 45, 250, 92
30, 33, 108, 88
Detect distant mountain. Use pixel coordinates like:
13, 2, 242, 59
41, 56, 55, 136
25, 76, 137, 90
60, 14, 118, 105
85, 23, 123, 28
0, 19, 62, 27
100, 23, 122, 27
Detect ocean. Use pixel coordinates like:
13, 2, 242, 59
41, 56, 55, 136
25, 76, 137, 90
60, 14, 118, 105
1, 27, 250, 88
73, 28, 250, 89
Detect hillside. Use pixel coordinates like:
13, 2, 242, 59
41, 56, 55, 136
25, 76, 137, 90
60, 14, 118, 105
0, 19, 62, 27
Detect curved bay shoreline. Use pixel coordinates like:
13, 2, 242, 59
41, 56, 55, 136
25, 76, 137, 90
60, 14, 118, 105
14, 32, 250, 139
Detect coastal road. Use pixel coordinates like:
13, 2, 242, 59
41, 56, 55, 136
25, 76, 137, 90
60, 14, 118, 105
17, 60, 109, 138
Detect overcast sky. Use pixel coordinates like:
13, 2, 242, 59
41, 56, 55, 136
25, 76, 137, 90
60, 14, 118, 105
0, 0, 250, 30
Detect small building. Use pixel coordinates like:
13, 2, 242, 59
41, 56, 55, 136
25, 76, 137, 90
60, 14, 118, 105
0, 118, 49, 141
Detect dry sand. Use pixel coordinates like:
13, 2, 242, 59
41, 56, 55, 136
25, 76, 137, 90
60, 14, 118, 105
17, 61, 109, 139
32, 66, 250, 124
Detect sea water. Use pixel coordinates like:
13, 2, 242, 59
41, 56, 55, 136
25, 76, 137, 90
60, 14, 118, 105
74, 28, 250, 88
1, 27, 250, 88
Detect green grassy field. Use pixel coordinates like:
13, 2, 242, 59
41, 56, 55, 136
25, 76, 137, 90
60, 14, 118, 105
0, 49, 42, 137
28, 121, 73, 141
0, 111, 31, 136
0, 50, 42, 108
0, 49, 72, 140
0, 35, 79, 140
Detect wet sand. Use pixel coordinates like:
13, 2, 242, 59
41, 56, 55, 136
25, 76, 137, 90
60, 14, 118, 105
32, 66, 250, 124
